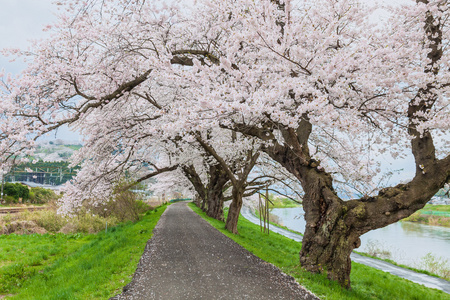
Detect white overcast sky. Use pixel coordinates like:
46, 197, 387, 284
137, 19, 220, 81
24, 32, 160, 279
0, 0, 56, 74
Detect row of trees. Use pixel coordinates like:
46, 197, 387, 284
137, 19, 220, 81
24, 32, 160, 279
0, 0, 449, 288
2, 182, 58, 204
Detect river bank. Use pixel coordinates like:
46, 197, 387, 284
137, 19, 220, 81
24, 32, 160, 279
239, 205, 450, 294
267, 206, 450, 282
402, 205, 450, 227
256, 205, 449, 280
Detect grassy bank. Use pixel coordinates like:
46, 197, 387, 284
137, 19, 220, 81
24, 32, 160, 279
189, 203, 448, 300
0, 204, 167, 299
267, 196, 301, 208
354, 250, 450, 281
402, 205, 450, 227
421, 204, 450, 212
255, 206, 449, 281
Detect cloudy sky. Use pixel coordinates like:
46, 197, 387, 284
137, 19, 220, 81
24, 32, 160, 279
0, 0, 56, 74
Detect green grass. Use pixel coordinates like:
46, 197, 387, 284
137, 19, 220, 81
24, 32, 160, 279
267, 196, 301, 208
424, 205, 450, 213
353, 251, 445, 279
402, 206, 450, 227
189, 203, 449, 300
0, 205, 167, 299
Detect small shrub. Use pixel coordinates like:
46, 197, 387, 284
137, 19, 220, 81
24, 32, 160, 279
364, 240, 392, 259
419, 253, 450, 280
3, 183, 29, 200
29, 210, 66, 232
28, 191, 35, 202
72, 213, 118, 233
29, 187, 59, 204
3, 195, 17, 204
86, 190, 151, 223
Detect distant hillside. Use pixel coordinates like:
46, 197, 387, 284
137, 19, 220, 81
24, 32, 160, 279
4, 140, 82, 185
33, 140, 82, 162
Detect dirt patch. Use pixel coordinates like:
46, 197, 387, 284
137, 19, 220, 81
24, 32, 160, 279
58, 222, 78, 234
1, 220, 47, 235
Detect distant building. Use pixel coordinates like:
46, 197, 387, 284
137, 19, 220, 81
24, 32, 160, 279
15, 181, 63, 193
427, 196, 450, 205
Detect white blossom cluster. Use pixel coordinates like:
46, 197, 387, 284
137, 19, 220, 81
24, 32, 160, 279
0, 0, 448, 214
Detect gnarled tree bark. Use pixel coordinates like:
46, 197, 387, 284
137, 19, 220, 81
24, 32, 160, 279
206, 164, 229, 221
228, 1, 450, 287
182, 165, 208, 210
182, 163, 229, 220
225, 184, 245, 234
233, 111, 449, 288
195, 136, 260, 234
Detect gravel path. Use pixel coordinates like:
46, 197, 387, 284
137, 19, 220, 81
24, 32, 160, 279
111, 202, 318, 300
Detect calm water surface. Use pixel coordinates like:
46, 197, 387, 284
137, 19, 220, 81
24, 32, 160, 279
271, 207, 450, 267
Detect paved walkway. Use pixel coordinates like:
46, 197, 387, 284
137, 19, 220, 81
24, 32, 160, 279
111, 203, 318, 300
240, 206, 450, 294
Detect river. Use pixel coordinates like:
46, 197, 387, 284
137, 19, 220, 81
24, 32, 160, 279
270, 207, 450, 270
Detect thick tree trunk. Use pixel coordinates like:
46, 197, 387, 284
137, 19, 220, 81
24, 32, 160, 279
299, 193, 361, 288
282, 155, 448, 288
206, 165, 228, 221
182, 165, 208, 211
293, 167, 360, 288
234, 122, 449, 287
194, 135, 260, 231
200, 198, 206, 211
182, 164, 229, 220
194, 195, 202, 207
225, 187, 244, 234
206, 191, 223, 220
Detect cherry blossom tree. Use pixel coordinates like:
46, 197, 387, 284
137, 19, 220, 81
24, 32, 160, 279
194, 131, 261, 233
0, 0, 449, 288
251, 153, 304, 202
172, 0, 450, 287
164, 139, 230, 220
